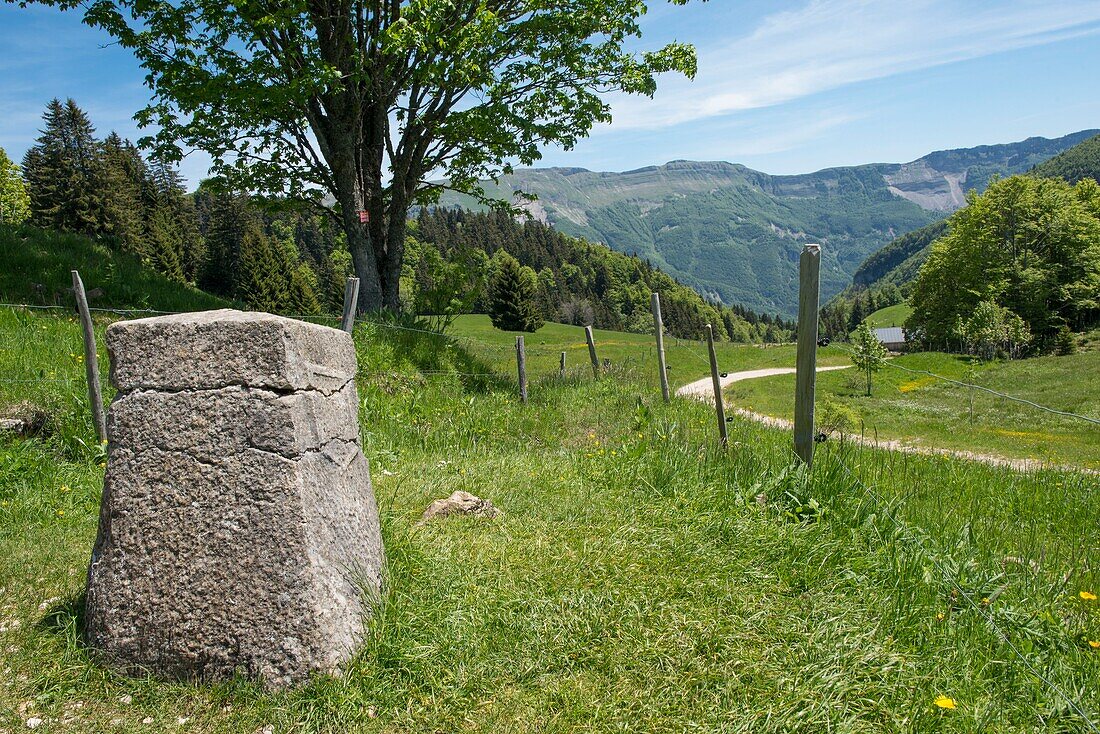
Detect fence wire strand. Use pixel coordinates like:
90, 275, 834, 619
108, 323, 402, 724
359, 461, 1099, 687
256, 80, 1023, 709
828, 449, 1100, 732
831, 343, 1100, 426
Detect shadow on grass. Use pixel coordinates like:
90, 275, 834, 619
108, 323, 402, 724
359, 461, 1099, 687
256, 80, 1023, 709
38, 591, 88, 648
365, 317, 512, 394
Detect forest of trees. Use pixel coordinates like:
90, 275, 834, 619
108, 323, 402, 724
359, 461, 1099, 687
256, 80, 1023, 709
4, 99, 793, 343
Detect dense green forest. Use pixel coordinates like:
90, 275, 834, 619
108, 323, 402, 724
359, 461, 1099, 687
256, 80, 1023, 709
408, 208, 793, 341
3, 99, 791, 342
1030, 133, 1100, 184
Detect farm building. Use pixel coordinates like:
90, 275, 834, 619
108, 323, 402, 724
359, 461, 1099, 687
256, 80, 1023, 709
873, 327, 907, 351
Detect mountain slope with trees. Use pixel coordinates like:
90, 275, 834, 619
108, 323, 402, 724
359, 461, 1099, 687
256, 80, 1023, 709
821, 132, 1100, 339
440, 131, 1096, 316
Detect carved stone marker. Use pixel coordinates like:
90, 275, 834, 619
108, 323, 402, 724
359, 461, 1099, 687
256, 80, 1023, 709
85, 309, 384, 688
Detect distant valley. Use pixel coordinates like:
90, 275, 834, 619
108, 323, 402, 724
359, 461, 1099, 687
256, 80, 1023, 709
441, 130, 1098, 317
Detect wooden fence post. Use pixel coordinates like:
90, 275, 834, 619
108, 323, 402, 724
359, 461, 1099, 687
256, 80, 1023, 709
516, 335, 528, 404
341, 277, 360, 334
559, 351, 566, 378
706, 324, 728, 448
794, 244, 821, 466
651, 292, 670, 403
584, 325, 599, 379
71, 270, 107, 443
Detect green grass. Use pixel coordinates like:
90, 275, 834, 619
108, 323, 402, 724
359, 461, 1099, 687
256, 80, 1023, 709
863, 303, 912, 329
1, 307, 1098, 732
727, 350, 1100, 469
0, 225, 228, 312
447, 314, 850, 389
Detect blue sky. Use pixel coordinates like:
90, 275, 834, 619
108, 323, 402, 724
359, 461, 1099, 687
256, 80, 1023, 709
2, 0, 1100, 187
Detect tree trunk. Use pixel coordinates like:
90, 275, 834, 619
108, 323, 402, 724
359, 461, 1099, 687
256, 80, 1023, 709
338, 198, 383, 312
380, 189, 409, 311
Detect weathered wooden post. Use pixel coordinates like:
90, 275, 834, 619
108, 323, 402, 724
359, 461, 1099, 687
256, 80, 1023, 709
584, 325, 599, 379
794, 244, 821, 466
71, 270, 107, 443
516, 335, 528, 404
651, 292, 670, 403
706, 324, 728, 448
341, 277, 360, 333
559, 351, 566, 378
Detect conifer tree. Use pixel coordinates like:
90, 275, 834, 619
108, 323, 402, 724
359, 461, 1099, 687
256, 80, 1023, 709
100, 133, 147, 252
22, 99, 105, 234
201, 190, 253, 297
0, 147, 31, 225
236, 221, 283, 311
488, 251, 543, 332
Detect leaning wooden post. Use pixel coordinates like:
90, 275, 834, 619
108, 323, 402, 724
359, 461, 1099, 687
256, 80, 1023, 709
584, 325, 599, 379
794, 244, 821, 466
71, 270, 107, 443
516, 335, 528, 404
706, 324, 728, 448
341, 277, 360, 334
651, 292, 670, 403
559, 351, 566, 378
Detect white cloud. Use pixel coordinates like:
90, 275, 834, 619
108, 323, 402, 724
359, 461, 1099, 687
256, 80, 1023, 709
607, 0, 1100, 130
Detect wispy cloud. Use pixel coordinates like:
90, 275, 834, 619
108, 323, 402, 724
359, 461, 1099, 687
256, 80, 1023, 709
608, 0, 1100, 130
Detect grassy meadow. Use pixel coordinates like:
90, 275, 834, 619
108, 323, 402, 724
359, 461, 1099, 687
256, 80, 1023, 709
1, 300, 1098, 732
726, 350, 1100, 469
862, 303, 913, 330
447, 314, 851, 388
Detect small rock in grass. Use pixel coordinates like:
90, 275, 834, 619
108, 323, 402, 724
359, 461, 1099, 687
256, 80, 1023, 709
418, 491, 501, 525
142, 717, 154, 724
0, 402, 51, 438
25, 719, 43, 730
118, 694, 133, 705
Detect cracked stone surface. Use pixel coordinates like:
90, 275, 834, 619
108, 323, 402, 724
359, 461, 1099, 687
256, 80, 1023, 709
85, 310, 384, 688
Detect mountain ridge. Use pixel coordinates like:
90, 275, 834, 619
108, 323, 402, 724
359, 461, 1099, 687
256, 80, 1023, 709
440, 129, 1097, 317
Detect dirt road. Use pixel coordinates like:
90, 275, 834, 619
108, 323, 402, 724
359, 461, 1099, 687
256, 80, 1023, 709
674, 364, 1065, 472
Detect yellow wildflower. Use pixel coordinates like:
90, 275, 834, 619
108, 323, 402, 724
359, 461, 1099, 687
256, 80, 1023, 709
1089, 640, 1100, 649
935, 612, 945, 621
1080, 591, 1098, 601
934, 696, 957, 710
56, 510, 65, 516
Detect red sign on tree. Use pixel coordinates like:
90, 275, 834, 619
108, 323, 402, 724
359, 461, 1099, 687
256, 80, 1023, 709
357, 210, 369, 224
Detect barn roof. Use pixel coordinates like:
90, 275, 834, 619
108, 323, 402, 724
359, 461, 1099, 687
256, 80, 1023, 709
874, 327, 906, 343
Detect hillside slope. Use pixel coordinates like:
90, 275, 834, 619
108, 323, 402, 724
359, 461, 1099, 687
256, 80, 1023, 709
441, 131, 1095, 316
0, 225, 228, 312
1030, 132, 1100, 184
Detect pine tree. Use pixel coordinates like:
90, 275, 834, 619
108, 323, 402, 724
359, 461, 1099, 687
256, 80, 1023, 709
201, 190, 253, 297
848, 293, 867, 333
100, 133, 147, 253
236, 221, 283, 311
145, 158, 204, 281
0, 146, 31, 225
488, 251, 543, 332
22, 99, 105, 235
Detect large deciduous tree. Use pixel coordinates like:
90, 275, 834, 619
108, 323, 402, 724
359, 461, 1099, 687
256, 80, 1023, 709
907, 175, 1100, 350
31, 0, 698, 311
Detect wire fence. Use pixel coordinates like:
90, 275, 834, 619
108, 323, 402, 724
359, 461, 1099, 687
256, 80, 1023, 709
2, 298, 1098, 726
829, 341, 1100, 427
827, 446, 1099, 732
